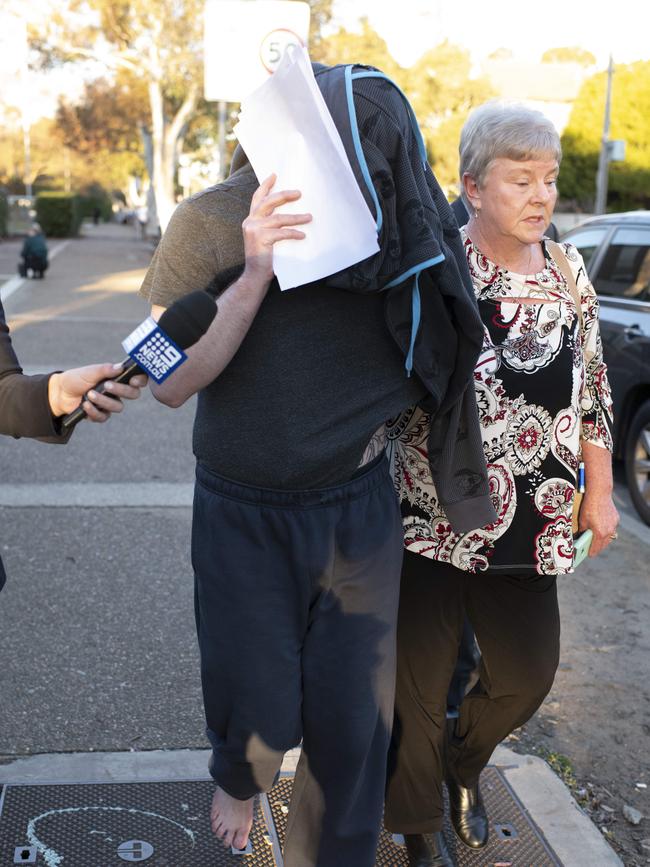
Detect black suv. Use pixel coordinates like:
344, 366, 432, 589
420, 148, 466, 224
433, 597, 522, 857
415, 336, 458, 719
563, 211, 650, 525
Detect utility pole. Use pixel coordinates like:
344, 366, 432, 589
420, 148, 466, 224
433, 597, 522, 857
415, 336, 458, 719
22, 116, 32, 196
218, 99, 227, 180
594, 55, 614, 215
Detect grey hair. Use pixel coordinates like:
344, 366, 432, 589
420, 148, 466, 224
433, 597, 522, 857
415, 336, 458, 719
459, 101, 562, 209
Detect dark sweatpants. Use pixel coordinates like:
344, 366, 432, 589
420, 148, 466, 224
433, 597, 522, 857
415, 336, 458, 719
385, 551, 560, 834
192, 456, 404, 867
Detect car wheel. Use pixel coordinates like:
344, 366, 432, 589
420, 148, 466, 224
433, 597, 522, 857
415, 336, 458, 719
624, 399, 650, 526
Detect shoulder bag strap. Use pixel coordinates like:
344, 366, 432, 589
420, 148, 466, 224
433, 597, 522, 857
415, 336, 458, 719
545, 240, 585, 532
546, 239, 583, 330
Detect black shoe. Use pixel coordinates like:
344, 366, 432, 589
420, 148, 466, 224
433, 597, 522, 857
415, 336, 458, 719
446, 777, 488, 849
404, 832, 453, 867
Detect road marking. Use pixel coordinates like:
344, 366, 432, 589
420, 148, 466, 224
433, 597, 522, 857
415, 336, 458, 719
0, 483, 194, 508
26, 806, 195, 867
1, 241, 71, 303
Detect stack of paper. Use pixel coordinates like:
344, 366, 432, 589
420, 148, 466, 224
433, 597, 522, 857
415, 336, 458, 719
234, 46, 380, 291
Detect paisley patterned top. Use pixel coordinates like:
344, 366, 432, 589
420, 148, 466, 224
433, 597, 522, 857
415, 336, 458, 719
386, 232, 613, 575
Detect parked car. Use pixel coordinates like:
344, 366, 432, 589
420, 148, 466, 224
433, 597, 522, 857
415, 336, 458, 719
114, 208, 136, 225
562, 211, 650, 525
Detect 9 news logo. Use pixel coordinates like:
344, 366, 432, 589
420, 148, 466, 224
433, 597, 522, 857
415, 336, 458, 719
129, 328, 187, 383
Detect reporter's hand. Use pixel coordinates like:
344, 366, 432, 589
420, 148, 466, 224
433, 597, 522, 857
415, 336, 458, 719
48, 363, 148, 423
242, 174, 312, 285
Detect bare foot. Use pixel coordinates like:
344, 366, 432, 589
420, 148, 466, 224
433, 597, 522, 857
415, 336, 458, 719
210, 787, 255, 850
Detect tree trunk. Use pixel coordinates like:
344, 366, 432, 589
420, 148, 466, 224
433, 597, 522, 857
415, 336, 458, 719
147, 74, 198, 233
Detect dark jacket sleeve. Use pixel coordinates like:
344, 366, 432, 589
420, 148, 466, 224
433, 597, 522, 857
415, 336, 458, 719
0, 300, 70, 442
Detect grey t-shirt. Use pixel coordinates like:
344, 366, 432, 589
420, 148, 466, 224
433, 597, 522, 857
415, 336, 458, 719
140, 166, 425, 489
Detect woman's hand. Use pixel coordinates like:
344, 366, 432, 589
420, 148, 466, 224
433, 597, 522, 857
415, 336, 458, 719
48, 363, 148, 422
578, 490, 620, 557
242, 174, 311, 285
579, 440, 619, 557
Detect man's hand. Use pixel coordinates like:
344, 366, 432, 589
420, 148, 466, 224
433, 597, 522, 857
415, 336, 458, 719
242, 174, 311, 285
48, 363, 148, 423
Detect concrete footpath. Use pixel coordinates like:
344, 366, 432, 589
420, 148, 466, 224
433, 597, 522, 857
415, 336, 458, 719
0, 223, 626, 865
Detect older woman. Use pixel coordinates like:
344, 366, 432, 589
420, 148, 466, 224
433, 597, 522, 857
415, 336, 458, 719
384, 102, 619, 867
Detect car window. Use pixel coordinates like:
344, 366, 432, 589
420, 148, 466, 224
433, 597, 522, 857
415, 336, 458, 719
594, 227, 650, 301
563, 226, 609, 271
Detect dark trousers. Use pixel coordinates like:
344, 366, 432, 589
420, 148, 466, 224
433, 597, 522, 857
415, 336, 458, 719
385, 552, 560, 834
446, 617, 479, 713
192, 456, 404, 867
18, 255, 47, 277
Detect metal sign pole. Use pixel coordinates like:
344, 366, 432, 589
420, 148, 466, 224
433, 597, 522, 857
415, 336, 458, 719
218, 99, 228, 179
595, 55, 614, 215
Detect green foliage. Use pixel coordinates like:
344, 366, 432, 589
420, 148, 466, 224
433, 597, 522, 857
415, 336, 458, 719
57, 75, 147, 158
401, 43, 495, 191
77, 184, 113, 222
320, 18, 402, 79
319, 26, 493, 193
542, 46, 596, 67
306, 0, 334, 60
560, 61, 650, 211
35, 193, 84, 237
0, 191, 8, 237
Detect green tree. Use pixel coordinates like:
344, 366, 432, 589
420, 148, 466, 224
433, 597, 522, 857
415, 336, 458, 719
33, 0, 205, 231
34, 0, 333, 230
542, 46, 596, 67
320, 25, 493, 194
402, 42, 494, 191
319, 18, 402, 79
560, 60, 650, 210
306, 0, 334, 61
56, 74, 147, 194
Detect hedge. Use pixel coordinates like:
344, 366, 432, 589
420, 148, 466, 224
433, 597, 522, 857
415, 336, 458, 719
78, 186, 113, 222
35, 193, 84, 237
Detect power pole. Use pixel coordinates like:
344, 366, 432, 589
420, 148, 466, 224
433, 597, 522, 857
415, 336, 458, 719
218, 99, 228, 180
594, 55, 614, 215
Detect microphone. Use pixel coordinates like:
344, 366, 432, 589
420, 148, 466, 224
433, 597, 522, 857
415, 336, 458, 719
61, 290, 218, 432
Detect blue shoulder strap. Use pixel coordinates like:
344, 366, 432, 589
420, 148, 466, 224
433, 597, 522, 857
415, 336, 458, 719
314, 64, 445, 375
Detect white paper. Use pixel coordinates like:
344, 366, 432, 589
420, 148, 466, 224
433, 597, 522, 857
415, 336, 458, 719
234, 46, 379, 290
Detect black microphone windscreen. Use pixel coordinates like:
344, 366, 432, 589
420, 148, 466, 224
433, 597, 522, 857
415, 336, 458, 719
157, 291, 217, 350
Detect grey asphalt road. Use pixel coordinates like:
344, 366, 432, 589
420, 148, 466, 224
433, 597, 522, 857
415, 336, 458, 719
1, 223, 204, 756
0, 221, 648, 767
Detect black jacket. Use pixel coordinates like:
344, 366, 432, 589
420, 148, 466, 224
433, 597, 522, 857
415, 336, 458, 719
313, 66, 496, 531
231, 65, 496, 531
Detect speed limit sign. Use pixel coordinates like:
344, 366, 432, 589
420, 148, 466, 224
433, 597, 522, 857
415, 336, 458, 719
204, 1, 310, 103
260, 27, 305, 73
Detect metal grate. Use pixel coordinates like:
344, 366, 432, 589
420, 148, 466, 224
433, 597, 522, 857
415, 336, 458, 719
440, 767, 560, 866
266, 767, 560, 866
1, 767, 560, 866
0, 780, 278, 866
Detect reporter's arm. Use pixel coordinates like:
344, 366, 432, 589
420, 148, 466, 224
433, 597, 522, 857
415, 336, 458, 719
1, 298, 146, 439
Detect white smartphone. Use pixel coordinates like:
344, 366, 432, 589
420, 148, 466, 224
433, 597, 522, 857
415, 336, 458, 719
573, 529, 593, 568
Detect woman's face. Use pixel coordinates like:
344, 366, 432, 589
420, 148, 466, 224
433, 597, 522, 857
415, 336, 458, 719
469, 155, 559, 245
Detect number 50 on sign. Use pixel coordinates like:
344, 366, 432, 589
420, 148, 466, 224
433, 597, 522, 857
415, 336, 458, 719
204, 0, 310, 103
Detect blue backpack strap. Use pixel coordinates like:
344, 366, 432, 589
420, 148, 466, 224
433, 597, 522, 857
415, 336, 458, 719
312, 64, 380, 227
313, 63, 445, 377
349, 69, 428, 165
385, 258, 445, 376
